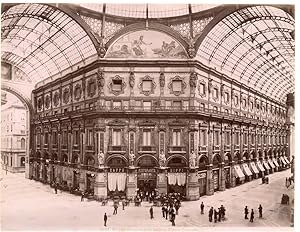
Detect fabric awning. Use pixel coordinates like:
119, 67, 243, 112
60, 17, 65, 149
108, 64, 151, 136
280, 157, 287, 165
250, 162, 259, 174
263, 161, 270, 170
272, 158, 279, 167
168, 173, 186, 186
242, 163, 252, 176
284, 157, 290, 164
256, 161, 265, 172
233, 165, 245, 180
268, 159, 275, 169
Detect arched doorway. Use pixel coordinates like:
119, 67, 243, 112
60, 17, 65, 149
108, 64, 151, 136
198, 155, 208, 196
136, 155, 158, 198
167, 155, 187, 196
106, 156, 127, 198
212, 154, 221, 191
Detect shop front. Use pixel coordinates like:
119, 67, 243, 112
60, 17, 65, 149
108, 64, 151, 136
256, 160, 265, 177
198, 155, 208, 196
242, 163, 253, 181
167, 156, 187, 195
224, 153, 231, 188
73, 170, 80, 189
86, 173, 96, 194
233, 165, 245, 185
212, 155, 221, 191
272, 157, 280, 171
249, 162, 259, 179
268, 159, 276, 173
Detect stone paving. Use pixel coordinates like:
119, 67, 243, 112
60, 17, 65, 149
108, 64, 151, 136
0, 169, 294, 231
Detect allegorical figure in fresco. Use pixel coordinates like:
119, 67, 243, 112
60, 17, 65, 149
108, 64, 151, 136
159, 150, 167, 167
97, 150, 105, 167
132, 35, 152, 56
189, 150, 196, 168
129, 150, 135, 166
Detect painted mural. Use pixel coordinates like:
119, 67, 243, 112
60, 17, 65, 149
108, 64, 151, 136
106, 30, 188, 59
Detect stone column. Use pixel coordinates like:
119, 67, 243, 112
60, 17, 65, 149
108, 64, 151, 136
127, 168, 138, 199
187, 169, 200, 200
206, 164, 214, 195
219, 162, 226, 191
157, 168, 168, 195
230, 161, 236, 188
94, 171, 107, 199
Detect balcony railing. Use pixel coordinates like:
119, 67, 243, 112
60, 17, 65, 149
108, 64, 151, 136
108, 145, 127, 152
138, 146, 156, 152
168, 146, 186, 152
213, 145, 220, 150
199, 145, 207, 151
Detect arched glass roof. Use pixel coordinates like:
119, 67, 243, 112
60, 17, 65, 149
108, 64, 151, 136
197, 5, 294, 102
1, 3, 97, 82
79, 4, 219, 18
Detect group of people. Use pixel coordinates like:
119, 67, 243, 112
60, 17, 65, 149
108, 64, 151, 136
286, 176, 294, 188
136, 190, 157, 202
244, 204, 263, 223
208, 204, 226, 223
161, 204, 177, 226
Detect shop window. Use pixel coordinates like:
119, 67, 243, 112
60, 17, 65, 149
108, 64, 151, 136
20, 157, 25, 167
143, 129, 151, 146
112, 129, 121, 146
172, 129, 181, 146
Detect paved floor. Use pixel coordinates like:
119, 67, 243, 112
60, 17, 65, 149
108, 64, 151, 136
0, 169, 294, 231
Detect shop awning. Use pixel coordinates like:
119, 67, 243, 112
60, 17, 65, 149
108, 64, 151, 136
250, 162, 259, 174
242, 163, 252, 176
272, 158, 279, 167
256, 161, 265, 172
268, 159, 275, 169
284, 157, 290, 164
280, 157, 287, 165
263, 160, 270, 170
233, 165, 245, 180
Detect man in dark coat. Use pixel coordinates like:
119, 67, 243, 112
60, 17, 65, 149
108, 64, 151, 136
171, 212, 176, 226
54, 183, 58, 194
218, 208, 222, 222
200, 202, 204, 214
113, 203, 118, 215
258, 204, 263, 218
150, 206, 154, 219
250, 209, 254, 222
220, 205, 225, 220
162, 205, 165, 218
165, 206, 168, 220
81, 191, 84, 202
214, 209, 218, 223
209, 207, 213, 222
104, 213, 107, 227
244, 206, 249, 219
174, 202, 180, 215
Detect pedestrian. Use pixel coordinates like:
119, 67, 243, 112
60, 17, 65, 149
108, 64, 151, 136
81, 191, 84, 202
244, 206, 249, 219
169, 207, 173, 221
162, 205, 165, 218
113, 202, 118, 215
171, 212, 176, 226
218, 208, 222, 222
122, 199, 126, 210
175, 203, 179, 215
200, 202, 204, 214
150, 206, 154, 219
209, 207, 213, 222
104, 213, 107, 227
258, 204, 263, 218
221, 205, 226, 220
250, 209, 254, 223
54, 183, 57, 194
165, 206, 168, 220
214, 209, 218, 223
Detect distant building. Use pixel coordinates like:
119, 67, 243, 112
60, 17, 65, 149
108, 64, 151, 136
1, 102, 27, 173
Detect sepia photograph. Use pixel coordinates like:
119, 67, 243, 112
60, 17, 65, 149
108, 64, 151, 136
0, 2, 295, 231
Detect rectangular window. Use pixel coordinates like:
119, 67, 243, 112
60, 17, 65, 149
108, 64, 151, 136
52, 131, 57, 144
45, 132, 49, 145
143, 101, 152, 110
224, 92, 229, 102
62, 131, 68, 145
143, 129, 151, 146
225, 131, 230, 145
251, 134, 255, 144
173, 80, 182, 92
200, 129, 207, 146
250, 102, 253, 110
142, 80, 152, 91
74, 130, 79, 145
234, 96, 238, 105
244, 133, 247, 144
214, 131, 219, 145
112, 129, 121, 146
37, 133, 41, 145
235, 132, 239, 145
113, 101, 122, 109
172, 129, 181, 146
112, 79, 122, 91
87, 129, 94, 146
213, 88, 218, 99
199, 83, 205, 95
242, 99, 247, 108
258, 134, 261, 144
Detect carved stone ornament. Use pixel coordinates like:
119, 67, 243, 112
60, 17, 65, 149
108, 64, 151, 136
129, 150, 135, 166
189, 72, 198, 88
159, 72, 165, 87
53, 92, 60, 107
129, 72, 135, 88
97, 69, 105, 90
63, 88, 70, 104
188, 38, 196, 58
45, 95, 50, 109
37, 98, 43, 110
220, 84, 225, 96
74, 84, 82, 101
208, 78, 213, 93
159, 150, 166, 167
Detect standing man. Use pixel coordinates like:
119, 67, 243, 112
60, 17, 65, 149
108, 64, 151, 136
171, 212, 176, 226
150, 206, 154, 219
214, 209, 218, 223
81, 191, 84, 202
174, 202, 180, 215
165, 206, 168, 220
209, 207, 213, 222
54, 183, 58, 194
244, 206, 249, 219
250, 209, 254, 223
218, 208, 222, 222
258, 204, 263, 218
122, 199, 126, 210
104, 213, 107, 227
162, 205, 165, 218
200, 202, 204, 214
113, 202, 118, 215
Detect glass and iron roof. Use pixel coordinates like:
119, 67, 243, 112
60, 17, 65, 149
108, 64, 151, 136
1, 3, 97, 83
197, 5, 294, 102
79, 4, 219, 18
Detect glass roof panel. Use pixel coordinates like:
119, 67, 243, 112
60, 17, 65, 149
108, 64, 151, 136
197, 5, 294, 102
1, 3, 97, 82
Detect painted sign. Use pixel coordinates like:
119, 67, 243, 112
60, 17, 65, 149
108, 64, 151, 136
106, 30, 188, 59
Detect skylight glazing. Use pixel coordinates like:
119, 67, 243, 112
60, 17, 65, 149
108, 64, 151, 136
1, 3, 97, 82
197, 5, 294, 102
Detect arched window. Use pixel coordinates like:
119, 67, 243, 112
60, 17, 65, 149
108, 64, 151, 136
198, 156, 208, 171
